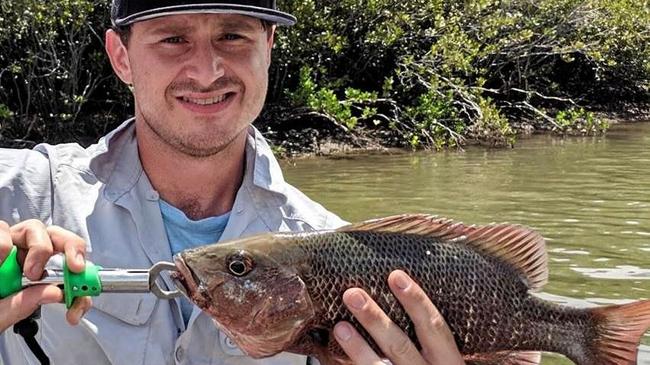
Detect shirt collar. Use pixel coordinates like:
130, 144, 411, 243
88, 118, 287, 202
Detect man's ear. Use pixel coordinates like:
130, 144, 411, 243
266, 26, 276, 67
105, 29, 133, 85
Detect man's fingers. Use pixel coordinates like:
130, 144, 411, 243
333, 322, 385, 365
10, 220, 54, 280
66, 297, 92, 326
47, 226, 86, 273
388, 270, 464, 365
341, 288, 426, 365
9, 222, 86, 277
0, 285, 63, 332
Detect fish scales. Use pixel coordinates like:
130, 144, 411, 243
282, 230, 594, 357
173, 214, 650, 365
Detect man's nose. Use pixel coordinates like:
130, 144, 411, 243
185, 42, 225, 87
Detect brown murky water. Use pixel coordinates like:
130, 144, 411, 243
281, 121, 650, 364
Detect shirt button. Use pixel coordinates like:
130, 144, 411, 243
148, 191, 160, 201
225, 336, 238, 349
218, 331, 244, 355
175, 347, 184, 362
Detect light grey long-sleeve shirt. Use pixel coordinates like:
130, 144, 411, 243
0, 119, 345, 365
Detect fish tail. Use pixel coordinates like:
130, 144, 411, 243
587, 299, 650, 365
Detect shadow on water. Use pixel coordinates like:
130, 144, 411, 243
281, 121, 650, 364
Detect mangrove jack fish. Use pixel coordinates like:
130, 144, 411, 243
172, 214, 650, 365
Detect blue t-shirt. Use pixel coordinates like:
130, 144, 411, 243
159, 199, 230, 325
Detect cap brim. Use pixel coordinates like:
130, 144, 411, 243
113, 4, 296, 26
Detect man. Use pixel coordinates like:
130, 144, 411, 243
0, 1, 464, 364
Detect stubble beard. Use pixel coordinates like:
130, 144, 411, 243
140, 110, 246, 158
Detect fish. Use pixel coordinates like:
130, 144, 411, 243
171, 214, 650, 365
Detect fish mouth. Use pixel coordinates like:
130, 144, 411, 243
172, 255, 200, 299
172, 254, 229, 314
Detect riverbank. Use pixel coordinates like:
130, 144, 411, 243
263, 106, 650, 158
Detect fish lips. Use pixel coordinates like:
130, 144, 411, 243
172, 254, 221, 307
171, 255, 195, 298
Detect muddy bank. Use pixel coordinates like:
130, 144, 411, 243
260, 106, 650, 158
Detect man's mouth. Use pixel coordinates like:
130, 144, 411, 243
175, 92, 236, 113
180, 93, 231, 106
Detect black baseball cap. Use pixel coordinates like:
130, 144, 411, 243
111, 0, 296, 27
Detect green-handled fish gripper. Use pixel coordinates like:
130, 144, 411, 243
62, 260, 102, 308
0, 246, 22, 299
1, 250, 182, 306
0, 246, 102, 308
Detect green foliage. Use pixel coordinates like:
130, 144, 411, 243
0, 0, 121, 144
269, 144, 287, 157
288, 66, 318, 107
0, 104, 12, 121
472, 98, 516, 147
555, 108, 609, 134
288, 66, 378, 130
0, 0, 647, 149
404, 89, 461, 149
273, 0, 649, 149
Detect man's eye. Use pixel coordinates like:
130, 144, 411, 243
223, 34, 243, 41
162, 36, 184, 44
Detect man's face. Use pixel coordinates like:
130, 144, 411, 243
107, 14, 274, 157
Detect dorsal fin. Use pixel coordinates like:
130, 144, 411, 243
338, 214, 548, 291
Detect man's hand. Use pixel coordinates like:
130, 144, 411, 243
333, 270, 464, 365
0, 220, 93, 333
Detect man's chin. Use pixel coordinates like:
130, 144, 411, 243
173, 130, 248, 158
173, 141, 229, 158
138, 110, 249, 158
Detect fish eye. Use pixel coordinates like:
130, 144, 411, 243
226, 251, 254, 277
229, 260, 247, 276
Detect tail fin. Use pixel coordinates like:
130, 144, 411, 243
589, 299, 650, 365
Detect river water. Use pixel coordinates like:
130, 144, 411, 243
281, 121, 650, 364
